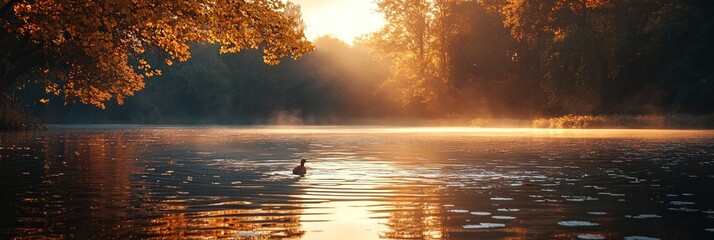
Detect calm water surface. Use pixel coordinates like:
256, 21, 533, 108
1, 126, 714, 239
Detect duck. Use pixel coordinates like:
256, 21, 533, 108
292, 159, 307, 175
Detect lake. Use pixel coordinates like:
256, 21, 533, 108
1, 126, 714, 239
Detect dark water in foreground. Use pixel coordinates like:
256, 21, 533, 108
2, 126, 714, 239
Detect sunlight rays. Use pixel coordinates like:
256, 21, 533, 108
291, 0, 386, 44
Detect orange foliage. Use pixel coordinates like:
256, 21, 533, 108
4, 0, 313, 108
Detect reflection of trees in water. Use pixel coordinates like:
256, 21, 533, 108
128, 130, 307, 238
1, 131, 138, 238
141, 206, 304, 239
377, 184, 538, 240
379, 187, 445, 239
1, 130, 307, 239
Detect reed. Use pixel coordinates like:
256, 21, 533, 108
532, 114, 714, 129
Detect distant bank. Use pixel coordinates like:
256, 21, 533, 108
426, 115, 714, 129
3, 111, 714, 131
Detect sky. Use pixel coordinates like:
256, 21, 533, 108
290, 0, 386, 44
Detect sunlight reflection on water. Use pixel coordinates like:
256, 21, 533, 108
1, 126, 714, 239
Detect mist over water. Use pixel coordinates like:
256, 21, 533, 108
2, 126, 714, 239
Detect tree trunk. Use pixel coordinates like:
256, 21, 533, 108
0, 67, 12, 93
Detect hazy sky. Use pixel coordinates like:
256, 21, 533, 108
290, 0, 386, 44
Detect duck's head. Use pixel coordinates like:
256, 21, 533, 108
300, 159, 307, 165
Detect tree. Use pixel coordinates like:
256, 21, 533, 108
499, 0, 614, 113
438, 0, 544, 117
370, 0, 543, 117
370, 0, 450, 116
0, 0, 313, 108
498, 0, 713, 115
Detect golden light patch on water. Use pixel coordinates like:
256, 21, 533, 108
298, 200, 390, 240
288, 153, 448, 240
291, 174, 391, 239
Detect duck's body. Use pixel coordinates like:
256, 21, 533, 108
292, 159, 307, 175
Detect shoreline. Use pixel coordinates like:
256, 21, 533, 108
0, 95, 46, 131
3, 112, 713, 131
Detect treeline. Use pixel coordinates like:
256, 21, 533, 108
368, 0, 714, 117
15, 37, 396, 124
12, 0, 714, 123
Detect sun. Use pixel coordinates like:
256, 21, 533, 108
290, 0, 386, 44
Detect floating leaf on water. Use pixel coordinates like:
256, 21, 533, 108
668, 207, 699, 212
558, 221, 599, 227
624, 236, 660, 240
463, 223, 505, 229
490, 197, 513, 201
470, 212, 491, 216
577, 234, 606, 240
449, 209, 469, 213
587, 212, 607, 215
237, 231, 261, 237
626, 214, 662, 219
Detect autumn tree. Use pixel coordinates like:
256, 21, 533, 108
0, 0, 312, 108
370, 0, 451, 116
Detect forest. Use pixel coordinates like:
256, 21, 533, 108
2, 0, 714, 126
